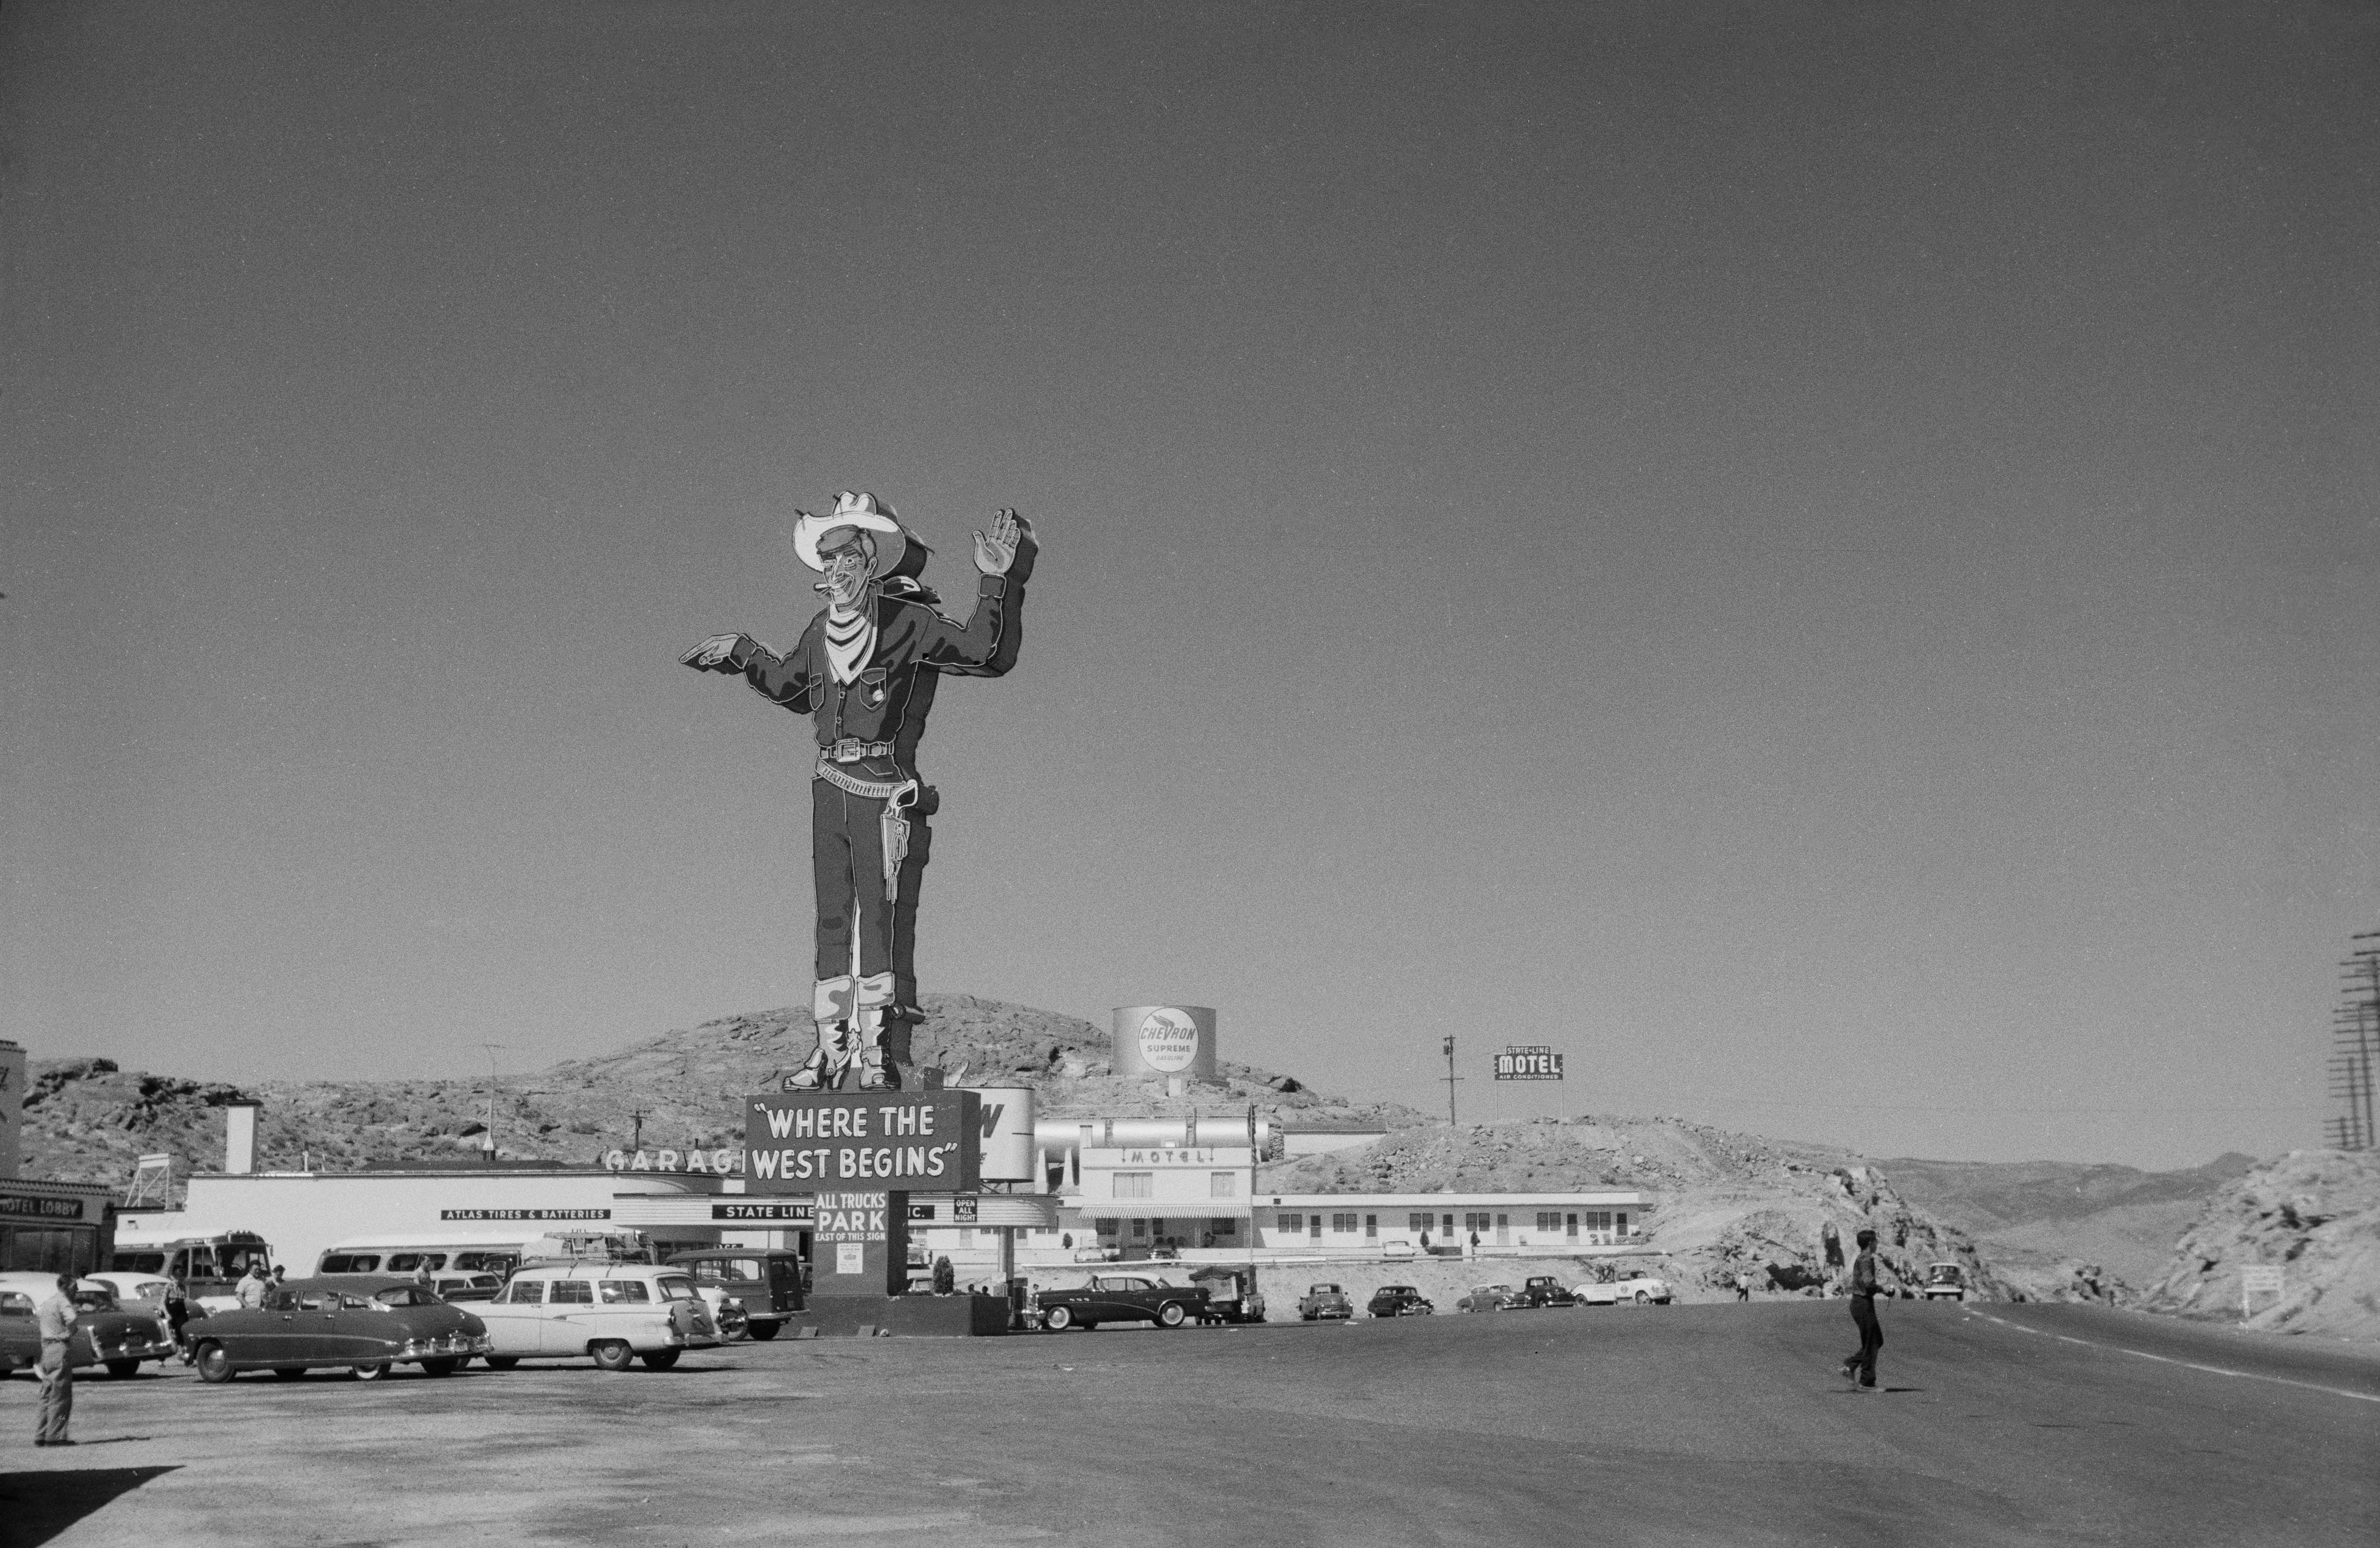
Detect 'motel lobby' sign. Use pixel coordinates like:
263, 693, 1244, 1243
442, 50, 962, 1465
743, 1091, 981, 1193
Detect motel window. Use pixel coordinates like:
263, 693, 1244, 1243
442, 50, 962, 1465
1536, 1213, 1561, 1233
1408, 1213, 1433, 1234
550, 1279, 593, 1305
1566, 1213, 1579, 1239
1114, 1172, 1153, 1199
1585, 1211, 1612, 1233
1331, 1213, 1358, 1234
1464, 1213, 1491, 1234
1364, 1214, 1378, 1240
1131, 1219, 1148, 1239
1209, 1218, 1238, 1236
1617, 1213, 1630, 1234
1310, 1215, 1323, 1241
1210, 1172, 1237, 1197
1278, 1214, 1304, 1235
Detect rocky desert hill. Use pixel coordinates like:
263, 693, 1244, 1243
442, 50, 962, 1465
1256, 1115, 2017, 1303
1876, 1152, 2259, 1302
2134, 1149, 2380, 1341
18, 995, 1423, 1195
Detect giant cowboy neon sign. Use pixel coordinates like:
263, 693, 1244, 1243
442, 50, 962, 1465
683, 493, 1036, 1091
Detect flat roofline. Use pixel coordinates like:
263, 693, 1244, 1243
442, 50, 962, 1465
188, 1167, 617, 1180
1261, 1192, 1647, 1207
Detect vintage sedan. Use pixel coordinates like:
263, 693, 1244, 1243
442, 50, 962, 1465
474, 1264, 721, 1370
1456, 1283, 1521, 1313
1365, 1285, 1434, 1318
1921, 1263, 1969, 1301
1297, 1283, 1355, 1321
1034, 1274, 1209, 1331
1574, 1271, 1673, 1306
182, 1277, 490, 1382
1515, 1275, 1578, 1308
0, 1275, 178, 1379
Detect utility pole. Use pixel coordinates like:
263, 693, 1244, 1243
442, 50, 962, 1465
480, 1044, 507, 1162
1442, 1034, 1464, 1127
630, 1109, 647, 1152
2329, 934, 2379, 1152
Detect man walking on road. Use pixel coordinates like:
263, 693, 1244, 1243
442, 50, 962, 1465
35, 1273, 78, 1446
1840, 1228, 1884, 1391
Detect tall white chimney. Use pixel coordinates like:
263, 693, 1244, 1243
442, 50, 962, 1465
223, 1100, 261, 1174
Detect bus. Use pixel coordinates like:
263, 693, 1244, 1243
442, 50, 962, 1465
110, 1228, 276, 1309
313, 1231, 539, 1279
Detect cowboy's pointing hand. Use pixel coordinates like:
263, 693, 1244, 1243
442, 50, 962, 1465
974, 508, 1028, 575
680, 633, 743, 671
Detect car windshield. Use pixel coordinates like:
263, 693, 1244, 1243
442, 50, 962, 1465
1, 1293, 35, 1314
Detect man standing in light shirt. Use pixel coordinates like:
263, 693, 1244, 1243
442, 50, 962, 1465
237, 1261, 271, 1309
35, 1273, 78, 1446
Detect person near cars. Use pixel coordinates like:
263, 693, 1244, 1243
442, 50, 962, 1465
237, 1261, 271, 1309
35, 1273, 78, 1446
1840, 1228, 1884, 1391
164, 1271, 191, 1359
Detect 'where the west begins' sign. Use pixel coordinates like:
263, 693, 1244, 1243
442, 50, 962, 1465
743, 1091, 982, 1194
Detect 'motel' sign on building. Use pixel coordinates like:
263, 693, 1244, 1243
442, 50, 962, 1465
743, 1092, 981, 1193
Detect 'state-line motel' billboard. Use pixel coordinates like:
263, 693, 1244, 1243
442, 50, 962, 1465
1494, 1046, 1564, 1080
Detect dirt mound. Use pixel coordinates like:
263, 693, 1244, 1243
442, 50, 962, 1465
19, 995, 1422, 1200
2136, 1149, 2380, 1341
1256, 1115, 2015, 1303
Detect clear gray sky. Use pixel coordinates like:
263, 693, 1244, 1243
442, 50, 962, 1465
8, 2, 2374, 1170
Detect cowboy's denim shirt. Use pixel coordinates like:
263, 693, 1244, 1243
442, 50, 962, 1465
725, 573, 1017, 774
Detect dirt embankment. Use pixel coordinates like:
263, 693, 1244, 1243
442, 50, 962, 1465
2136, 1149, 2380, 1341
1256, 1116, 2014, 1303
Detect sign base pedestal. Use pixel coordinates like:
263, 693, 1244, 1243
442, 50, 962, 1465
801, 1293, 1012, 1338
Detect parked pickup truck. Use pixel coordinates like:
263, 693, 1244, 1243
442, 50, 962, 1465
1189, 1267, 1266, 1324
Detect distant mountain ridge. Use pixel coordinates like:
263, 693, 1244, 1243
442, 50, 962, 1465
1876, 1152, 2264, 1297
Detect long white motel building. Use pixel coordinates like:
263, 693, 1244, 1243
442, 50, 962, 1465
113, 1100, 1650, 1286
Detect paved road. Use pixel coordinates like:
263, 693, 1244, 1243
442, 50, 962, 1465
3, 1300, 2372, 1547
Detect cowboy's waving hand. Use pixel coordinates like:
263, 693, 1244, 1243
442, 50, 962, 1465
974, 508, 1030, 575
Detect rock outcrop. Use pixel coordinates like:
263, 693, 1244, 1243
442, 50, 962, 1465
2136, 1149, 2380, 1340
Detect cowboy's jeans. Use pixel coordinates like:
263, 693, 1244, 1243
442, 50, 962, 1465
811, 777, 933, 1008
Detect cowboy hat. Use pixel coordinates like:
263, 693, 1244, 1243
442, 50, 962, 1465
792, 491, 931, 580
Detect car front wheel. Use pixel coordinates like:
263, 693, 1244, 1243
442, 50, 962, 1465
418, 1358, 460, 1377
350, 1362, 391, 1381
1042, 1305, 1074, 1332
641, 1349, 681, 1370
194, 1343, 235, 1384
482, 1355, 520, 1370
1157, 1302, 1187, 1328
590, 1340, 635, 1372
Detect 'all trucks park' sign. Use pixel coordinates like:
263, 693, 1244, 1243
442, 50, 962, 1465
743, 1091, 981, 1194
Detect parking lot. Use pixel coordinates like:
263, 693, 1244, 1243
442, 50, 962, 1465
7, 1300, 2376, 1547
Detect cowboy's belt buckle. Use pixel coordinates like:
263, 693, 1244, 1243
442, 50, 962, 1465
830, 738, 866, 762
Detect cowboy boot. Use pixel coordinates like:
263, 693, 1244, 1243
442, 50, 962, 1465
853, 972, 899, 1091
785, 977, 856, 1091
